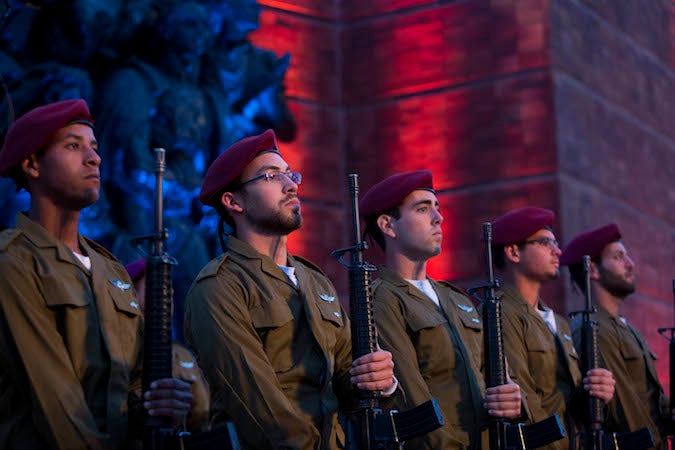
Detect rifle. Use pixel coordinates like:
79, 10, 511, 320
130, 148, 176, 449
570, 256, 654, 450
332, 174, 444, 449
658, 278, 675, 450
468, 222, 565, 449
132, 149, 240, 450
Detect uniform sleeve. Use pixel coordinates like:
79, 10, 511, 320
184, 275, 319, 450
372, 291, 459, 450
501, 308, 546, 424
0, 256, 110, 450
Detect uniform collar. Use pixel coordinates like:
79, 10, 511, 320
378, 265, 432, 299
15, 212, 91, 269
226, 235, 299, 288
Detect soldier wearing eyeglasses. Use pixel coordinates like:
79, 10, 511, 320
490, 207, 616, 450
561, 223, 669, 449
184, 129, 396, 450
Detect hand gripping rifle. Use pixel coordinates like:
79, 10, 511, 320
658, 278, 675, 450
132, 149, 241, 450
468, 222, 565, 450
569, 256, 653, 450
331, 174, 444, 450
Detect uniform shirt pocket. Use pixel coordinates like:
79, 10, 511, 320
406, 311, 446, 332
42, 276, 91, 308
524, 334, 556, 389
108, 286, 142, 317
250, 301, 294, 372
406, 312, 452, 375
458, 312, 482, 331
315, 301, 344, 328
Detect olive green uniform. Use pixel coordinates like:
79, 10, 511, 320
501, 285, 582, 450
0, 213, 143, 450
184, 236, 353, 450
372, 266, 487, 449
572, 305, 669, 449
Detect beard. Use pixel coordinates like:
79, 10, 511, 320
598, 265, 636, 299
246, 199, 302, 236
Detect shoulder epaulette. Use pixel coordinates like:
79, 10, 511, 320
83, 237, 119, 262
436, 279, 469, 296
195, 252, 230, 282
293, 254, 326, 276
0, 228, 23, 252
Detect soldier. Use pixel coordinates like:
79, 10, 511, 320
0, 99, 192, 449
490, 206, 615, 450
359, 170, 523, 449
184, 129, 395, 450
561, 223, 669, 448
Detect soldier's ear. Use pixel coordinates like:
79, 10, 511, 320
589, 261, 601, 280
377, 214, 397, 239
21, 155, 40, 180
504, 244, 520, 263
220, 191, 243, 214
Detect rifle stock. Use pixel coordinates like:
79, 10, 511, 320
332, 174, 443, 449
469, 222, 565, 450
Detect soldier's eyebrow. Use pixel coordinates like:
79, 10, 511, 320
254, 164, 291, 175
60, 133, 98, 147
411, 199, 440, 208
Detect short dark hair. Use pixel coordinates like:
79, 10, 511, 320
363, 207, 401, 251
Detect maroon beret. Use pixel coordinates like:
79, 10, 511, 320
124, 258, 147, 283
360, 170, 435, 217
200, 129, 279, 206
492, 207, 555, 245
560, 223, 621, 265
0, 99, 94, 177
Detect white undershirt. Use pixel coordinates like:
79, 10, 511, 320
536, 304, 557, 334
278, 265, 298, 287
72, 252, 92, 271
406, 279, 440, 307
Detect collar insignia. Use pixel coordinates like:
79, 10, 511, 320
563, 333, 572, 341
130, 301, 139, 309
109, 279, 131, 290
179, 361, 195, 369
319, 294, 335, 302
471, 318, 480, 324
458, 304, 474, 313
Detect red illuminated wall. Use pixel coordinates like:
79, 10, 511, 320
252, 0, 675, 393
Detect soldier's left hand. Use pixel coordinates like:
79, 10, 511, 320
484, 380, 521, 418
583, 368, 615, 403
350, 349, 395, 391
144, 377, 193, 427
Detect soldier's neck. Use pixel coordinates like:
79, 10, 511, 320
28, 202, 81, 254
592, 284, 621, 317
385, 251, 428, 280
239, 230, 289, 266
507, 272, 542, 308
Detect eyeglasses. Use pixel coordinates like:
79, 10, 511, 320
522, 237, 559, 249
237, 171, 302, 188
